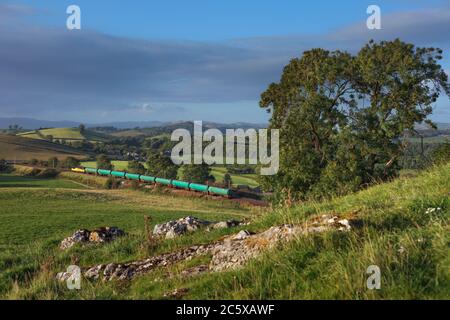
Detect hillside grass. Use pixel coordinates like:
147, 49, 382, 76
0, 164, 448, 299
0, 176, 254, 299
0, 134, 87, 161
18, 128, 110, 143
0, 174, 87, 189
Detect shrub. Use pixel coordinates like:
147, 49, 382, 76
36, 168, 60, 178
0, 159, 13, 173
105, 177, 120, 189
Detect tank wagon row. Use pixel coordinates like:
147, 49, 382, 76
71, 167, 232, 197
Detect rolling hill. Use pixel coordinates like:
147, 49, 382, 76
17, 127, 111, 143
0, 134, 88, 161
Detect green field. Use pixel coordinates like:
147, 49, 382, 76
0, 134, 88, 161
0, 175, 87, 189
0, 172, 253, 298
18, 128, 110, 143
81, 161, 259, 187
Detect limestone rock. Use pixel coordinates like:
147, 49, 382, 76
59, 227, 125, 250
153, 216, 241, 239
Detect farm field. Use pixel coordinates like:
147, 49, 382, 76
0, 134, 88, 161
80, 161, 259, 187
0, 172, 254, 298
0, 174, 87, 189
18, 128, 110, 143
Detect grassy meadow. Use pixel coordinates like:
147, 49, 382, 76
18, 128, 110, 143
0, 134, 87, 161
0, 162, 448, 299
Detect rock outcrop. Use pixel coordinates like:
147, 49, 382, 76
58, 213, 355, 281
153, 216, 241, 239
59, 227, 125, 250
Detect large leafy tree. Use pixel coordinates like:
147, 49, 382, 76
260, 39, 449, 201
181, 164, 213, 184
96, 154, 113, 170
259, 48, 354, 200
146, 152, 178, 179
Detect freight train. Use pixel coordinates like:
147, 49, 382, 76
71, 167, 232, 197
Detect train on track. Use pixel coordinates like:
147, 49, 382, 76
71, 167, 232, 197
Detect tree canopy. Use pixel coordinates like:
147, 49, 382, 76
259, 39, 449, 202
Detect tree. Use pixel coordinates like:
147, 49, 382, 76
79, 124, 86, 134
127, 160, 146, 174
63, 156, 80, 168
223, 173, 232, 188
181, 164, 212, 184
30, 158, 39, 166
0, 159, 12, 173
146, 152, 178, 179
8, 124, 22, 134
259, 39, 449, 201
48, 157, 58, 168
259, 48, 354, 200
96, 154, 113, 170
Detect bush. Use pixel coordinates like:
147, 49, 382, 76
127, 160, 146, 174
36, 168, 60, 178
105, 177, 120, 189
62, 157, 80, 169
26, 168, 42, 177
0, 159, 13, 173
432, 142, 450, 165
97, 154, 113, 170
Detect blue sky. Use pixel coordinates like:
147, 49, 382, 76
1, 0, 449, 123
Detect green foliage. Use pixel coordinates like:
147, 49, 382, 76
146, 152, 178, 179
181, 164, 213, 183
0, 159, 13, 173
260, 39, 450, 202
62, 156, 80, 169
96, 154, 113, 170
35, 168, 59, 178
127, 160, 146, 174
104, 176, 120, 189
47, 157, 58, 168
29, 158, 39, 166
223, 173, 232, 187
431, 142, 450, 165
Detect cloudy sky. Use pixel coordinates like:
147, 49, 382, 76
1, 0, 449, 123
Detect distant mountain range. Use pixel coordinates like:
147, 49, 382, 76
1, 117, 449, 132
0, 117, 267, 130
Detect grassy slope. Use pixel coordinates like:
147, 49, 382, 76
0, 134, 87, 161
0, 164, 448, 299
0, 174, 253, 298
18, 128, 110, 142
0, 174, 87, 189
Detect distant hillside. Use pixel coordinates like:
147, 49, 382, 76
0, 134, 88, 161
0, 117, 267, 130
112, 121, 268, 138
17, 128, 111, 143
